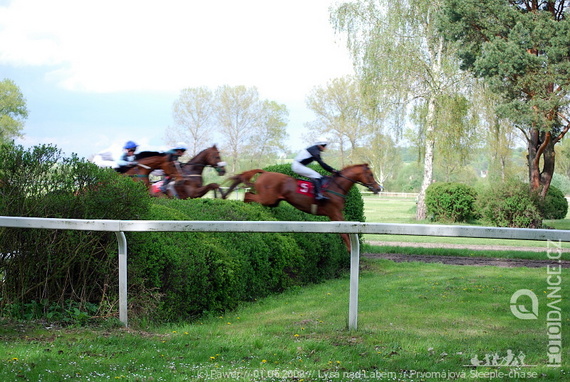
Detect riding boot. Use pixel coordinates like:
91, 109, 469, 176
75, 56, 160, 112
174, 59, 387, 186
160, 177, 170, 193
311, 178, 329, 201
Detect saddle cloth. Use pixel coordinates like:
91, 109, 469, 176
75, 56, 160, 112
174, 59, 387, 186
295, 180, 314, 196
295, 178, 330, 197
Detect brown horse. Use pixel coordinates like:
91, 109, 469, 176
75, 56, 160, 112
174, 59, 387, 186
154, 145, 227, 199
222, 164, 383, 250
119, 152, 184, 190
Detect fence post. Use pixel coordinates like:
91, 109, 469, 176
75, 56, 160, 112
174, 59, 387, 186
348, 233, 360, 331
115, 232, 128, 327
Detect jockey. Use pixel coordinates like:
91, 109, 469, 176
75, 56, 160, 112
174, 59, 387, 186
292, 139, 338, 201
160, 142, 187, 193
117, 141, 138, 167
165, 142, 187, 161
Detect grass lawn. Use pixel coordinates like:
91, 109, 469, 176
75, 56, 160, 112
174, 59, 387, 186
362, 195, 570, 252
1, 258, 567, 381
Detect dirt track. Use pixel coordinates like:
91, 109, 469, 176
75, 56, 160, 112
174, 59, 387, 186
364, 241, 570, 268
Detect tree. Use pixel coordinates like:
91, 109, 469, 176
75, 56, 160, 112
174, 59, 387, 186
358, 131, 402, 185
243, 100, 289, 168
0, 79, 28, 144
305, 76, 375, 166
215, 85, 288, 173
439, 0, 570, 197
332, 0, 468, 219
472, 82, 522, 182
216, 85, 261, 173
168, 87, 215, 156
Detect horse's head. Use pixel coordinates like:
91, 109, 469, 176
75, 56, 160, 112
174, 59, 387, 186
341, 164, 383, 194
205, 145, 226, 176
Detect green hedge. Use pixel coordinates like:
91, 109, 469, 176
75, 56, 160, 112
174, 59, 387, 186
128, 199, 348, 322
477, 180, 542, 228
540, 185, 568, 220
425, 182, 478, 222
0, 143, 150, 317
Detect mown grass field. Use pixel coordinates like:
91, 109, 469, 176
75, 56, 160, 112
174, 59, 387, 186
0, 195, 568, 381
1, 258, 567, 381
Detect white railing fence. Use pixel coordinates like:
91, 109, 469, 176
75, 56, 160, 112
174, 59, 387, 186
1, 216, 569, 330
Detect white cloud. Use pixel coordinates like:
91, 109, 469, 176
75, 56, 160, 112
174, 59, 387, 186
0, 0, 353, 98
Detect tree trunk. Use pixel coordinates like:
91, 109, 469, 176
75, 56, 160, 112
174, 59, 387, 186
540, 139, 556, 198
416, 96, 437, 220
527, 128, 556, 198
527, 128, 541, 192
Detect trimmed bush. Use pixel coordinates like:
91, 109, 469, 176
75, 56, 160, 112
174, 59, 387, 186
128, 199, 348, 322
425, 182, 478, 222
477, 180, 542, 228
540, 185, 568, 220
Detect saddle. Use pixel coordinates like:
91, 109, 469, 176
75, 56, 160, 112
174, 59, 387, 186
115, 166, 131, 174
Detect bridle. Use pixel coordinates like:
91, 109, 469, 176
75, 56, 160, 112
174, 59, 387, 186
181, 153, 226, 178
331, 168, 380, 195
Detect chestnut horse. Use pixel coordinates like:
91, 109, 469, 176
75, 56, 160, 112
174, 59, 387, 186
119, 151, 184, 190
222, 164, 382, 250
156, 145, 227, 199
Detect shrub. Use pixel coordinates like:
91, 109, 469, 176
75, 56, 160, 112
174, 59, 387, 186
425, 182, 478, 222
128, 198, 348, 322
540, 185, 568, 220
0, 143, 150, 319
477, 180, 542, 228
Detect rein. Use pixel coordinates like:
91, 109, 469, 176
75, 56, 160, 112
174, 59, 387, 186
327, 171, 376, 198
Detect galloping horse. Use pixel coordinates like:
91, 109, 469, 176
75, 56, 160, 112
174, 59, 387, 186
154, 145, 227, 199
222, 164, 382, 250
118, 152, 184, 190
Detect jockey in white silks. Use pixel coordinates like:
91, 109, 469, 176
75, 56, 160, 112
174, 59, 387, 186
291, 139, 338, 201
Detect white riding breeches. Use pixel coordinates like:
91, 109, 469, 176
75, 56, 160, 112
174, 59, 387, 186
292, 161, 322, 179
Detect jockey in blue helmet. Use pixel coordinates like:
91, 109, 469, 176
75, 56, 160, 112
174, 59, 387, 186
117, 141, 138, 167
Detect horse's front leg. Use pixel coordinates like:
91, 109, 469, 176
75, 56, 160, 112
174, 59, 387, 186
327, 212, 351, 252
340, 233, 351, 252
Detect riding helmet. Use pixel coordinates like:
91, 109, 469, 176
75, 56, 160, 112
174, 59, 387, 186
174, 142, 188, 151
124, 141, 138, 150
314, 138, 328, 147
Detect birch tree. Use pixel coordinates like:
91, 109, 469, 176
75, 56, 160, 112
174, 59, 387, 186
215, 85, 288, 173
332, 0, 467, 219
305, 76, 373, 166
0, 79, 28, 144
168, 87, 214, 156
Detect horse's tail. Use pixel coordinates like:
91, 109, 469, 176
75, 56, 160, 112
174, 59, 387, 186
221, 169, 264, 199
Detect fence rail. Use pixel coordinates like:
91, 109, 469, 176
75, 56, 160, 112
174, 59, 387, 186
1, 216, 569, 329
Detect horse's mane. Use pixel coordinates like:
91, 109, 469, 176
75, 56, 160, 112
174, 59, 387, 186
341, 163, 369, 171
185, 146, 217, 165
135, 151, 166, 160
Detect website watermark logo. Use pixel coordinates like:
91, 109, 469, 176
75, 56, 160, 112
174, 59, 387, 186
510, 289, 539, 320
465, 350, 535, 367
545, 240, 563, 368
509, 240, 563, 368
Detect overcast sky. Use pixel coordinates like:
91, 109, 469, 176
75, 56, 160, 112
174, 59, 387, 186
0, 0, 354, 160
